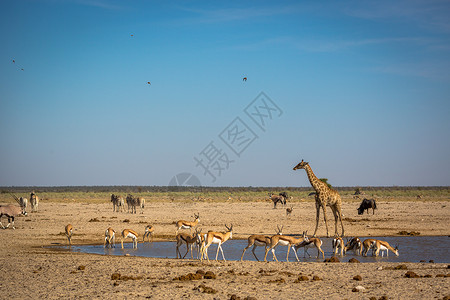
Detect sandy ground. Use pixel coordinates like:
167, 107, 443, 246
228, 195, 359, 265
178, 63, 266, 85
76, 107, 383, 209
0, 200, 449, 299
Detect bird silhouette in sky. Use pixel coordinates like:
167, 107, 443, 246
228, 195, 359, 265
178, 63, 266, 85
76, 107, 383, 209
12, 58, 24, 71
131, 34, 134, 37
243, 77, 247, 81
147, 82, 151, 85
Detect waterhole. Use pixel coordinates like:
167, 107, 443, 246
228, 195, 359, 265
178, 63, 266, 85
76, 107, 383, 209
68, 236, 449, 263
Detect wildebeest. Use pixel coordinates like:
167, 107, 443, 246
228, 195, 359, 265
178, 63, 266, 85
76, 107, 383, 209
0, 204, 27, 229
30, 191, 39, 212
357, 198, 377, 215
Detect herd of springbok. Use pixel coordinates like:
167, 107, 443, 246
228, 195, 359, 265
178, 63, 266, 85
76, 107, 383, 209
2, 159, 399, 261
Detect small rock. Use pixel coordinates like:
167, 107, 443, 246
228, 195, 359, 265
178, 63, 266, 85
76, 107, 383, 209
353, 275, 362, 281
295, 275, 309, 282
196, 269, 206, 276
77, 265, 85, 271
405, 271, 420, 278
394, 264, 407, 270
429, 260, 434, 263
324, 256, 340, 263
436, 274, 445, 278
111, 273, 121, 280
194, 284, 217, 294
348, 258, 360, 263
377, 266, 383, 271
379, 296, 389, 300
312, 275, 322, 281
352, 285, 365, 292
204, 271, 216, 279
230, 295, 240, 300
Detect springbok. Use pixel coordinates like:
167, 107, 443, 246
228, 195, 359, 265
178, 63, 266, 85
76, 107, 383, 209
264, 230, 308, 262
362, 239, 398, 257
344, 237, 362, 255
65, 224, 73, 245
240, 225, 283, 261
121, 229, 138, 249
176, 228, 202, 259
176, 213, 200, 234
104, 227, 116, 248
143, 225, 154, 242
332, 237, 345, 256
286, 206, 294, 217
294, 231, 325, 259
0, 204, 27, 229
200, 224, 233, 262
30, 191, 39, 212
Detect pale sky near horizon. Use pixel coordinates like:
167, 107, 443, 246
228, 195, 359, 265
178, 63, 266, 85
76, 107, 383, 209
1, 0, 449, 187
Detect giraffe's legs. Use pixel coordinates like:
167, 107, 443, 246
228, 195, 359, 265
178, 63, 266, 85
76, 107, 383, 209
331, 207, 339, 237
313, 201, 321, 237
337, 205, 345, 237
321, 204, 330, 238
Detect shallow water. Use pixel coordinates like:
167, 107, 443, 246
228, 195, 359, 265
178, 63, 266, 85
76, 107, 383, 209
69, 236, 450, 263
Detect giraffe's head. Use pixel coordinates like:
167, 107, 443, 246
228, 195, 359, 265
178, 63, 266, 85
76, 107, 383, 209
293, 159, 308, 170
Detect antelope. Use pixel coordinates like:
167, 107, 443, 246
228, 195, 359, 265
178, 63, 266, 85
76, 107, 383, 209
332, 237, 345, 256
65, 224, 73, 245
264, 231, 308, 262
121, 229, 139, 249
110, 194, 125, 212
286, 206, 294, 217
294, 232, 325, 259
176, 213, 200, 234
344, 237, 362, 255
362, 239, 378, 256
240, 225, 283, 261
369, 239, 399, 257
269, 193, 286, 209
0, 204, 27, 229
200, 224, 233, 262
104, 227, 116, 248
30, 191, 39, 212
143, 225, 154, 242
176, 228, 202, 259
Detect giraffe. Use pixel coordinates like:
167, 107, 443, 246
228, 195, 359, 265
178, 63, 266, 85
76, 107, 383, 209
293, 159, 344, 237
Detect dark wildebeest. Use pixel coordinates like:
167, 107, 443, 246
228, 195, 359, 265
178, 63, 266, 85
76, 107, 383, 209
357, 198, 377, 215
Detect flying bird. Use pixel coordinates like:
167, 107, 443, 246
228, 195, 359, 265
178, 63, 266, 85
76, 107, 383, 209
131, 34, 134, 37
147, 82, 151, 85
243, 77, 247, 82
12, 59, 15, 63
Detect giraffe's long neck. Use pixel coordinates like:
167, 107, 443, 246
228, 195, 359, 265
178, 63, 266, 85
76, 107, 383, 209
304, 164, 327, 193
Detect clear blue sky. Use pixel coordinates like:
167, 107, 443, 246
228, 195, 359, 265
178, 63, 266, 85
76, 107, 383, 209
1, 0, 449, 187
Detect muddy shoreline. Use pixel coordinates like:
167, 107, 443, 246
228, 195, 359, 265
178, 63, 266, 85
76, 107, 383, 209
0, 200, 449, 299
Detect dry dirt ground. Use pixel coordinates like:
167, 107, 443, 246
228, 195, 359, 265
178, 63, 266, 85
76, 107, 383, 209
0, 200, 449, 299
